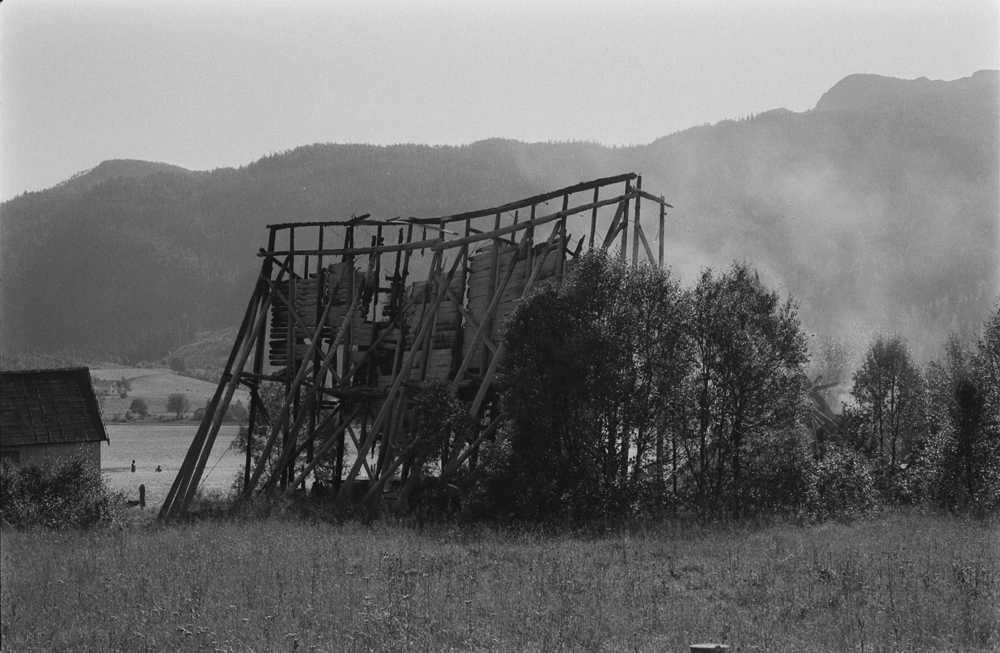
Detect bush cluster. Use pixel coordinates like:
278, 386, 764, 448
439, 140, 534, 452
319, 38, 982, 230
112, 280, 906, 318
455, 256, 999, 526
0, 454, 124, 529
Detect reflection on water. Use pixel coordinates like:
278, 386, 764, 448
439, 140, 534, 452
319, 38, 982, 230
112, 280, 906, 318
103, 424, 242, 507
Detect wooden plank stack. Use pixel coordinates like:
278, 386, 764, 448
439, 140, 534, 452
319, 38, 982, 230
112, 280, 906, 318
268, 262, 366, 366
462, 236, 563, 374
408, 276, 465, 380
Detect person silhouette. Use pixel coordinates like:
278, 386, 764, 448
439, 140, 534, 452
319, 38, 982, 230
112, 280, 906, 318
155, 465, 162, 472
131, 460, 136, 473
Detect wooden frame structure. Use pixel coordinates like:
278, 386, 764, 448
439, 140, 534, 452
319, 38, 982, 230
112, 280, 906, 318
160, 173, 671, 517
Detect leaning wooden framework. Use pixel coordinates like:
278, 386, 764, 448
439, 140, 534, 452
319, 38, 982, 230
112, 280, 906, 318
160, 173, 671, 517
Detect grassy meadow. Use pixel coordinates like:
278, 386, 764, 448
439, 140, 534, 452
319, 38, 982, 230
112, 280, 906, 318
89, 367, 249, 420
1, 511, 997, 652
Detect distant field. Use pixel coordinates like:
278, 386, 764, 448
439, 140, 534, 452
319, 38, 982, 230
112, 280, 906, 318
1, 512, 997, 652
90, 367, 249, 420
103, 424, 243, 506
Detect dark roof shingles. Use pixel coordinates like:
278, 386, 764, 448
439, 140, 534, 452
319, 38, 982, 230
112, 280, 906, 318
0, 368, 109, 447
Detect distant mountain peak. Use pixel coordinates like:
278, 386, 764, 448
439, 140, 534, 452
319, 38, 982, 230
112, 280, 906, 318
56, 159, 197, 193
813, 70, 999, 114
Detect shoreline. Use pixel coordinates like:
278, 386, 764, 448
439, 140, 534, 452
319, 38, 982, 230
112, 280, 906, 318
102, 419, 244, 428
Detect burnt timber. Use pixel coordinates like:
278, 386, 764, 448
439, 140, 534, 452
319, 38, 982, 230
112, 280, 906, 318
159, 173, 671, 517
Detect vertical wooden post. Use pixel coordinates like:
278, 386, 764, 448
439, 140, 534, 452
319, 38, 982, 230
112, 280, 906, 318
484, 212, 501, 374
659, 197, 665, 268
373, 224, 383, 323
620, 180, 631, 261
418, 250, 443, 381
632, 177, 641, 266
526, 204, 536, 275
282, 227, 296, 491
309, 226, 325, 471
452, 217, 472, 379
333, 406, 345, 495
589, 187, 600, 250
342, 226, 355, 386
337, 245, 357, 491
556, 194, 568, 280
376, 390, 405, 478
391, 228, 404, 318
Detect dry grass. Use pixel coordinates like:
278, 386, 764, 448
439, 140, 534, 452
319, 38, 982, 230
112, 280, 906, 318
1, 511, 997, 652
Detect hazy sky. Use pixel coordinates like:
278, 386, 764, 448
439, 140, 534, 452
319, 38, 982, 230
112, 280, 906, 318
2, 0, 997, 201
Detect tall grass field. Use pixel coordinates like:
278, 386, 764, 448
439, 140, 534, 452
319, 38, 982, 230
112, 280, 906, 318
1, 512, 996, 652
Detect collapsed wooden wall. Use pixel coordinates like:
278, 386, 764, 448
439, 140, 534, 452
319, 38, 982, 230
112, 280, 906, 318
160, 173, 670, 517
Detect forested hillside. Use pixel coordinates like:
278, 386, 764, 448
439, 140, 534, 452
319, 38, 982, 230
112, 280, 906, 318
1, 71, 996, 364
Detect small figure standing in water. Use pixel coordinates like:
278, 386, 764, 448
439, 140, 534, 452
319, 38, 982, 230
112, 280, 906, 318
155, 465, 162, 473
131, 460, 136, 473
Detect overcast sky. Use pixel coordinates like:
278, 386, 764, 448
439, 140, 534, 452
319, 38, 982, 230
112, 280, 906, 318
1, 0, 997, 201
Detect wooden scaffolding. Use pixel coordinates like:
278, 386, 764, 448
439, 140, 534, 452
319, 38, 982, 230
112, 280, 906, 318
159, 173, 671, 517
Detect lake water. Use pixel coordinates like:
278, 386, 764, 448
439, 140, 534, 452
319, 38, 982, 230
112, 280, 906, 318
103, 424, 243, 507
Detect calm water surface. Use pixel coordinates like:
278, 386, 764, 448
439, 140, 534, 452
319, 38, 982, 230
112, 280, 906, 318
103, 424, 242, 506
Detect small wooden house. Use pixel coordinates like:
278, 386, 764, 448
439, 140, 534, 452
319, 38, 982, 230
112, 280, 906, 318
0, 367, 109, 467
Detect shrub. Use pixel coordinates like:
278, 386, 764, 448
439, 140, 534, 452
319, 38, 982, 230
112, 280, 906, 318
395, 380, 474, 519
804, 445, 879, 521
128, 397, 149, 419
0, 454, 124, 529
734, 429, 814, 517
166, 392, 189, 419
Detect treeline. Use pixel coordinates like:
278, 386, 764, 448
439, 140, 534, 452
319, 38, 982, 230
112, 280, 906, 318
452, 252, 1000, 524
225, 253, 998, 524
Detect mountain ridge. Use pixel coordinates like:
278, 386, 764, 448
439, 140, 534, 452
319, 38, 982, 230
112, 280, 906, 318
813, 69, 999, 113
2, 71, 996, 366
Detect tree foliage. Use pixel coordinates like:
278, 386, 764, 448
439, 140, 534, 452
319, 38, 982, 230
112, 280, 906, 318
670, 263, 809, 512
850, 334, 926, 467
166, 392, 190, 419
0, 454, 123, 529
128, 397, 149, 418
493, 255, 810, 521
498, 253, 689, 522
924, 303, 1000, 510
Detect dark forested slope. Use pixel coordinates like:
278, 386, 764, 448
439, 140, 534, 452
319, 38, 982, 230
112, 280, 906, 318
1, 71, 995, 363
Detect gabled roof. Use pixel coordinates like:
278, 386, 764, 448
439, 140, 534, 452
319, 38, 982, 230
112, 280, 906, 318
0, 367, 109, 447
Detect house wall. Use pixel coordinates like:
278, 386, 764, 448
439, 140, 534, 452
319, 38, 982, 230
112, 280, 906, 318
0, 442, 101, 469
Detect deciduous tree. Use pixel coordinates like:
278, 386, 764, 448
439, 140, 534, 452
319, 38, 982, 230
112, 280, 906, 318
128, 397, 148, 419
499, 252, 690, 521
925, 303, 1000, 509
166, 393, 189, 420
851, 334, 925, 466
672, 263, 809, 511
